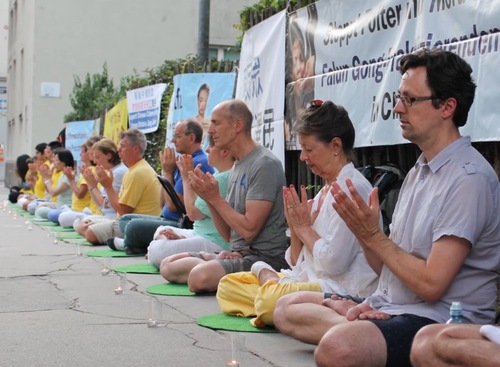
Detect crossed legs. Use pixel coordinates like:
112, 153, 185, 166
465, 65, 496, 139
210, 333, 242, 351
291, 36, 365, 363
160, 252, 227, 293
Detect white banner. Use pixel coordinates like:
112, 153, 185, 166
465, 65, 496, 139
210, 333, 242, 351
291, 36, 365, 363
286, 0, 500, 148
236, 10, 287, 166
127, 83, 167, 134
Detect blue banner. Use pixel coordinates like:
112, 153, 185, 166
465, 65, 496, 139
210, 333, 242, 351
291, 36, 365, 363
65, 120, 96, 166
166, 73, 236, 150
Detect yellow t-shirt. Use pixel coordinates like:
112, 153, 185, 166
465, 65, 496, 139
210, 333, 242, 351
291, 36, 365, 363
118, 159, 161, 216
51, 169, 64, 202
34, 172, 45, 198
71, 174, 91, 212
34, 161, 51, 198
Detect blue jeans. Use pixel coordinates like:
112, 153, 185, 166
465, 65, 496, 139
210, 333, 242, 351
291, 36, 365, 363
119, 214, 178, 253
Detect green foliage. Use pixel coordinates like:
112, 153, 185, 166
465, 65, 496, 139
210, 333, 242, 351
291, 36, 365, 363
64, 64, 119, 123
235, 0, 314, 49
63, 56, 234, 173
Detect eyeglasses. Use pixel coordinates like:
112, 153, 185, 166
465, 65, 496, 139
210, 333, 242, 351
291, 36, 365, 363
394, 93, 438, 107
306, 99, 324, 109
172, 132, 191, 139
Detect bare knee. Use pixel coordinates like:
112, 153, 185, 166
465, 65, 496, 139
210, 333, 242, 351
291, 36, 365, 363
187, 262, 224, 293
188, 266, 213, 292
410, 324, 440, 367
159, 256, 179, 282
315, 329, 353, 367
273, 293, 298, 334
85, 228, 99, 244
315, 328, 348, 367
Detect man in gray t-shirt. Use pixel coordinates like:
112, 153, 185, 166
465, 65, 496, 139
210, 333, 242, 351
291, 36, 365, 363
160, 99, 288, 294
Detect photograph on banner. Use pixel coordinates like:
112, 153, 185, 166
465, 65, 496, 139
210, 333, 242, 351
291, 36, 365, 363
166, 73, 236, 150
127, 83, 167, 134
285, 0, 500, 148
103, 98, 128, 145
235, 10, 286, 163
285, 4, 317, 150
65, 120, 97, 167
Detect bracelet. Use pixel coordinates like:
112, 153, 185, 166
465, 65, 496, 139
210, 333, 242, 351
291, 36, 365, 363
89, 186, 97, 192
44, 179, 51, 185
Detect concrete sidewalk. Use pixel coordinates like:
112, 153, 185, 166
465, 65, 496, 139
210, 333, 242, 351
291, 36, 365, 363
0, 185, 315, 367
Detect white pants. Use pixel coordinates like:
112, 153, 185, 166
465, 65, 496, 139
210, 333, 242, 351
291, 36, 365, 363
147, 226, 225, 268
58, 210, 86, 228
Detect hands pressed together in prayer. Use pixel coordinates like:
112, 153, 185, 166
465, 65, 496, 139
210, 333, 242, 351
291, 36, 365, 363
63, 166, 76, 182
95, 165, 113, 189
81, 166, 98, 189
176, 154, 194, 180
283, 184, 314, 230
188, 165, 219, 202
38, 163, 52, 180
160, 147, 177, 175
330, 179, 384, 247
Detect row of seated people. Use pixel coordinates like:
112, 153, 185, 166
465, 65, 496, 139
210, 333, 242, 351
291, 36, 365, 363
9, 48, 500, 367
12, 137, 127, 225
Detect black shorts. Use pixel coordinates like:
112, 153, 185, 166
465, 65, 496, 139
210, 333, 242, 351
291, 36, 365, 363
368, 314, 437, 367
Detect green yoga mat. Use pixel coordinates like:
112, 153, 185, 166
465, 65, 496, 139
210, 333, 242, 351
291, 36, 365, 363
76, 240, 93, 246
196, 313, 278, 333
56, 232, 84, 239
31, 217, 49, 222
35, 221, 58, 227
50, 227, 75, 232
85, 249, 143, 257
113, 263, 159, 274
146, 283, 195, 296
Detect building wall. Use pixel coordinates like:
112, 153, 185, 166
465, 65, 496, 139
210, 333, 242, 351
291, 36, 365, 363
1, 0, 9, 182
6, 0, 257, 185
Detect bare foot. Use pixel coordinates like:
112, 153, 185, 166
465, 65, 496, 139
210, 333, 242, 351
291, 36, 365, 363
322, 298, 358, 316
258, 268, 279, 285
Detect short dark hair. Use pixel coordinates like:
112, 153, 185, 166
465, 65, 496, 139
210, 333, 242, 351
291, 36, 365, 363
399, 48, 476, 127
295, 100, 355, 155
54, 148, 75, 168
185, 120, 203, 144
35, 143, 47, 154
48, 140, 63, 150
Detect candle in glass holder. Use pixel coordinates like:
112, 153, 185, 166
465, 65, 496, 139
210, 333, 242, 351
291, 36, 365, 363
114, 275, 126, 295
76, 243, 83, 256
101, 258, 112, 276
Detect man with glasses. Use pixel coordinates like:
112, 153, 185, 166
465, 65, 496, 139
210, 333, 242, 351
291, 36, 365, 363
273, 48, 500, 367
108, 119, 214, 254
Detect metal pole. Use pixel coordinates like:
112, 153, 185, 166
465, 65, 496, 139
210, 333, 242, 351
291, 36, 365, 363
197, 0, 210, 66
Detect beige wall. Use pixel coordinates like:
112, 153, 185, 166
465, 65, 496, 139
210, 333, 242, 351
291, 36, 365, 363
0, 0, 7, 76
6, 0, 257, 175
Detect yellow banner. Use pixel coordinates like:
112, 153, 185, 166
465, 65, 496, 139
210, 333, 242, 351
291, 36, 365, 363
104, 98, 128, 145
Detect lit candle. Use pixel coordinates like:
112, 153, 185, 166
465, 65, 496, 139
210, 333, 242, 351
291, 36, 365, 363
225, 361, 240, 367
